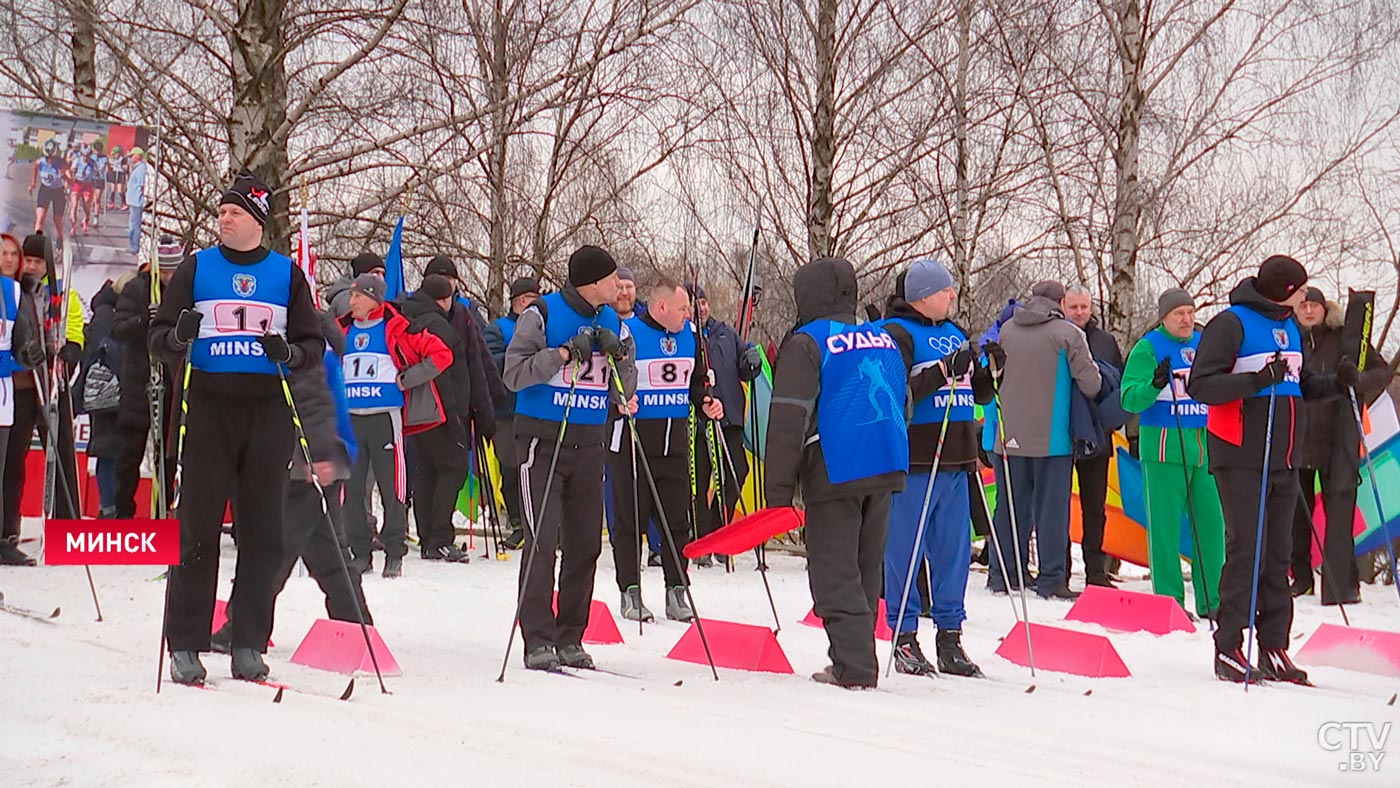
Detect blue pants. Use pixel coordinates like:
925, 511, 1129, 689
96, 457, 117, 512
884, 471, 971, 634
127, 203, 143, 253
989, 454, 1074, 596
603, 456, 661, 553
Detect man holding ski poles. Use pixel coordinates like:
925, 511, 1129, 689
880, 259, 994, 678
1187, 254, 1336, 685
501, 245, 636, 673
150, 170, 323, 685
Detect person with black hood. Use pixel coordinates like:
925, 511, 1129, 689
503, 245, 637, 672
111, 237, 182, 518
419, 255, 504, 452
149, 170, 324, 686
77, 279, 122, 516
879, 259, 994, 677
326, 252, 386, 318
767, 256, 908, 690
213, 309, 371, 651
1288, 286, 1389, 604
398, 274, 475, 570
1187, 254, 1337, 684
484, 276, 540, 550
690, 283, 765, 559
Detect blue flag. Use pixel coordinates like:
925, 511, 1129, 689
384, 215, 405, 300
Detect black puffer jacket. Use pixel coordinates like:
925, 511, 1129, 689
764, 257, 907, 506
111, 272, 181, 446
399, 291, 472, 422
288, 311, 352, 480
1297, 299, 1392, 471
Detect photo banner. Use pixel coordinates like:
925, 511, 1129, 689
2, 108, 155, 306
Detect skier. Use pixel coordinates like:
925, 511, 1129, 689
337, 271, 455, 576
484, 276, 541, 550
1119, 288, 1225, 619
149, 170, 324, 685
1187, 254, 1334, 684
879, 259, 993, 677
503, 245, 636, 671
398, 274, 476, 570
1289, 286, 1388, 604
766, 256, 908, 689
29, 140, 70, 246
214, 308, 372, 650
608, 279, 722, 623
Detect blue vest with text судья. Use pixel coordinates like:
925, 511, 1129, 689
796, 320, 909, 485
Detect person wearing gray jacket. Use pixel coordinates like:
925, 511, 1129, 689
988, 280, 1102, 600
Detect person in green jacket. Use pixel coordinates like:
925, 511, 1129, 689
1120, 288, 1225, 618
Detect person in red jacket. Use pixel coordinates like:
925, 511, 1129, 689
337, 273, 454, 577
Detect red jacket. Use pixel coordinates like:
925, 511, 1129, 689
338, 302, 454, 435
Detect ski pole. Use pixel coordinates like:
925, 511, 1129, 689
496, 365, 579, 682
1348, 386, 1400, 605
974, 465, 1024, 625
629, 428, 644, 636
1167, 374, 1216, 629
273, 355, 389, 695
991, 358, 1036, 678
608, 355, 720, 680
1244, 357, 1281, 691
714, 428, 781, 632
885, 360, 961, 678
157, 345, 193, 694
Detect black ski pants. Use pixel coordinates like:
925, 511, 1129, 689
165, 393, 293, 653
806, 491, 891, 688
1290, 467, 1361, 603
608, 441, 690, 591
4, 384, 78, 538
1212, 467, 1295, 653
516, 430, 605, 652
345, 412, 408, 559
409, 418, 470, 552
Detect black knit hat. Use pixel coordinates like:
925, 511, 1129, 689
1303, 286, 1326, 305
21, 232, 49, 261
351, 252, 384, 276
219, 169, 272, 227
509, 276, 540, 300
1255, 254, 1308, 302
425, 255, 459, 282
421, 274, 455, 300
685, 282, 707, 301
568, 245, 617, 288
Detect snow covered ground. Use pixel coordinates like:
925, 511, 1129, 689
3, 521, 1398, 788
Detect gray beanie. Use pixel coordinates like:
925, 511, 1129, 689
1157, 288, 1195, 320
904, 259, 954, 303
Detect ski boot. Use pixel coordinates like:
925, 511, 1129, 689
892, 632, 936, 676
811, 665, 875, 690
424, 544, 470, 563
382, 557, 403, 578
210, 621, 233, 654
1258, 647, 1312, 686
524, 645, 560, 671
557, 644, 595, 670
620, 586, 655, 623
169, 651, 207, 686
935, 629, 984, 677
0, 537, 36, 566
231, 648, 269, 681
664, 587, 695, 622
350, 553, 373, 575
502, 526, 526, 551
1214, 647, 1266, 685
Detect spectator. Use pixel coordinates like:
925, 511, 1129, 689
484, 276, 540, 550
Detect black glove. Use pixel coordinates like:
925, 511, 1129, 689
1336, 359, 1359, 393
565, 328, 596, 363
596, 327, 624, 361
258, 333, 294, 365
943, 345, 974, 378
981, 341, 1006, 371
146, 303, 159, 323
59, 341, 82, 368
174, 308, 203, 345
1152, 358, 1172, 390
1254, 354, 1289, 390
475, 412, 498, 441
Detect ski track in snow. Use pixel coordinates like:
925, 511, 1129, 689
2, 521, 1397, 787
